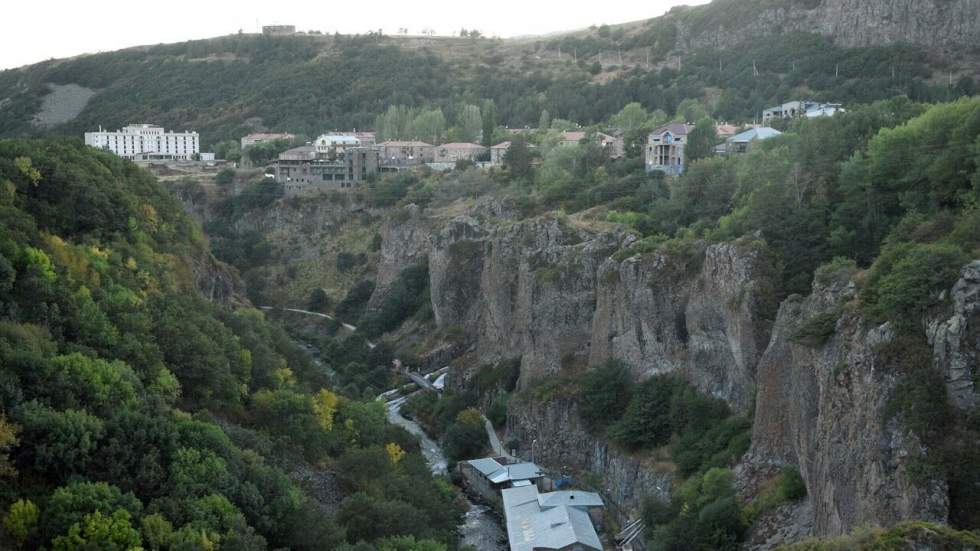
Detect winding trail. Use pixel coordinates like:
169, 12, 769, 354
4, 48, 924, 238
259, 306, 376, 348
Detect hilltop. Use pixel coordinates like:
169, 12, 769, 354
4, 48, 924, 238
0, 0, 977, 145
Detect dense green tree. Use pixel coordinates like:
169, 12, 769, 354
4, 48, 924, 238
577, 359, 632, 432
686, 117, 717, 162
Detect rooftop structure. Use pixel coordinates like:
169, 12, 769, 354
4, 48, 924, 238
502, 484, 603, 551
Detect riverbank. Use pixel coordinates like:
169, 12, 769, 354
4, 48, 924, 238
386, 396, 506, 550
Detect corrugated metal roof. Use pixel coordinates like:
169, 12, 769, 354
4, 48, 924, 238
502, 485, 602, 551
537, 490, 604, 509
729, 127, 782, 143
467, 458, 504, 477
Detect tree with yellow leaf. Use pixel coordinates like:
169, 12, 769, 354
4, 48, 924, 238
0, 414, 19, 477
312, 389, 339, 432
385, 443, 406, 465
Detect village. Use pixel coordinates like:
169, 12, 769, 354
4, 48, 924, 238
82, 98, 843, 199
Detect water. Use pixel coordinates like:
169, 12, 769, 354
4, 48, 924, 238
386, 397, 506, 551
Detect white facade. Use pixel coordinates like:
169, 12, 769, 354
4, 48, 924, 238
84, 124, 200, 160
315, 134, 361, 155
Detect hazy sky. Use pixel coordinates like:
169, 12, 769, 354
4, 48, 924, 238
0, 0, 708, 70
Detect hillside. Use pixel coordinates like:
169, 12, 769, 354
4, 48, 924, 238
0, 0, 977, 145
0, 140, 464, 550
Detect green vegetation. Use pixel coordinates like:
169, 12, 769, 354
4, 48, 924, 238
776, 521, 980, 550
358, 260, 430, 337
590, 374, 751, 477
642, 468, 745, 551
576, 360, 632, 432
742, 467, 807, 524
0, 139, 461, 550
1, 20, 973, 146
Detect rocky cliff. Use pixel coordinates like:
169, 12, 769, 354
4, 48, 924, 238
742, 261, 980, 545
672, 0, 980, 52
507, 393, 672, 517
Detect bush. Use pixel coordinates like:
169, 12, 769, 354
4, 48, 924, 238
215, 168, 235, 186
862, 242, 968, 329
790, 308, 841, 347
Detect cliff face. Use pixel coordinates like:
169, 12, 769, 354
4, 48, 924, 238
428, 212, 777, 412
928, 260, 980, 411
368, 204, 431, 311
591, 240, 777, 414
673, 0, 980, 52
429, 212, 622, 382
746, 271, 951, 541
507, 393, 672, 517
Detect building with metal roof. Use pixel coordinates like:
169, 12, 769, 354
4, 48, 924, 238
723, 127, 783, 155
502, 484, 603, 551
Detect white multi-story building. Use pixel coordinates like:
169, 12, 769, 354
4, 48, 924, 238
84, 124, 200, 160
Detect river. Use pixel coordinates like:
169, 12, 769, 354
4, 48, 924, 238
386, 396, 506, 551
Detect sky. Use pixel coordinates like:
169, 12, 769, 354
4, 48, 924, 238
0, 0, 709, 70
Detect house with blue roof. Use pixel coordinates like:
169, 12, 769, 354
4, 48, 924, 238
724, 126, 783, 155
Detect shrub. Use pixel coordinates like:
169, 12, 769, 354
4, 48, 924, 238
790, 308, 841, 347
215, 168, 235, 186
862, 242, 968, 329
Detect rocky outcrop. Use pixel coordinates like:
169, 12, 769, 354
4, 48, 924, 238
429, 213, 621, 383
507, 393, 672, 518
746, 270, 949, 542
591, 239, 777, 414
188, 249, 249, 307
672, 0, 980, 53
428, 212, 777, 411
368, 204, 431, 311
928, 260, 980, 411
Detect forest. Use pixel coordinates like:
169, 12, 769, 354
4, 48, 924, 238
0, 140, 464, 550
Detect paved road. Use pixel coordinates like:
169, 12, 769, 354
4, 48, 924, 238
259, 306, 375, 348
483, 416, 510, 458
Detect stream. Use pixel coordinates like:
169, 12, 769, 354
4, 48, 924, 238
386, 397, 506, 551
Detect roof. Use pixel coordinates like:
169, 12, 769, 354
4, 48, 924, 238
468, 458, 505, 477
491, 141, 512, 149
278, 145, 317, 160
537, 490, 604, 509
437, 142, 487, 149
651, 123, 693, 136
244, 132, 294, 140
714, 123, 739, 137
806, 105, 843, 118
318, 134, 360, 144
488, 462, 545, 484
379, 140, 433, 147
561, 131, 586, 142
465, 459, 545, 484
502, 485, 602, 551
729, 127, 782, 143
